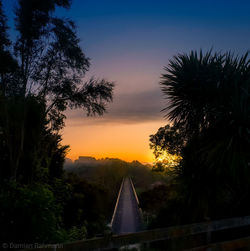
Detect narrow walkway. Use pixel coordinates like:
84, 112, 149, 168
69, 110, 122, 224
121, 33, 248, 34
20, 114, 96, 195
112, 177, 142, 234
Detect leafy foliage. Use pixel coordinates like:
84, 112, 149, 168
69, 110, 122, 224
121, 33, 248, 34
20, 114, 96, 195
0, 182, 65, 244
0, 0, 114, 181
149, 123, 184, 171
11, 0, 114, 126
0, 0, 115, 245
161, 50, 250, 140
150, 123, 185, 157
150, 50, 250, 226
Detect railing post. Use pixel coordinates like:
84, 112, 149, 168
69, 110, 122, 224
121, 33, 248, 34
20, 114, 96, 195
110, 177, 124, 231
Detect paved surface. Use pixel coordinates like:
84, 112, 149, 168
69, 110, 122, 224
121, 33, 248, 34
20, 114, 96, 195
112, 177, 142, 234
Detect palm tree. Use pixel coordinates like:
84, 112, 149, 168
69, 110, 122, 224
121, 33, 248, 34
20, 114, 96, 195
161, 50, 250, 219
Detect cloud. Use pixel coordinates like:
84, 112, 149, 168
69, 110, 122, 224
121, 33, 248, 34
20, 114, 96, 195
65, 87, 167, 126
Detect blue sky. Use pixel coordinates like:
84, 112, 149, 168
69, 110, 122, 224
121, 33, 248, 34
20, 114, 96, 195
56, 0, 250, 123
2, 0, 250, 161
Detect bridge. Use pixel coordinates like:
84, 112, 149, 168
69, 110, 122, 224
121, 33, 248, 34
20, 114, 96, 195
110, 177, 143, 234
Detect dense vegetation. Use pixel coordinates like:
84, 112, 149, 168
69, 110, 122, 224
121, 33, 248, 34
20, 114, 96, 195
65, 157, 167, 209
0, 0, 115, 246
144, 50, 250, 229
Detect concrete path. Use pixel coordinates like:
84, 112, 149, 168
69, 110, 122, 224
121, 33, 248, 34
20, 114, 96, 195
112, 177, 142, 234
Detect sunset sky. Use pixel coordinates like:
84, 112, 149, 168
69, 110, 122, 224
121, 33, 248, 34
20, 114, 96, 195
4, 0, 250, 163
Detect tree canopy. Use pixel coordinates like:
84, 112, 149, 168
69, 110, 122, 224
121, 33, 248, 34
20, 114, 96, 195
151, 50, 250, 222
161, 50, 250, 177
149, 123, 183, 171
1, 0, 114, 129
0, 0, 114, 181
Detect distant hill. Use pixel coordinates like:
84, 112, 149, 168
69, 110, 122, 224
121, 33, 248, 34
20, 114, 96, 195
64, 156, 150, 169
63, 156, 162, 191
74, 156, 97, 166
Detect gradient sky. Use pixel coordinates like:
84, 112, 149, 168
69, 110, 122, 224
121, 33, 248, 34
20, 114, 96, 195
3, 0, 250, 162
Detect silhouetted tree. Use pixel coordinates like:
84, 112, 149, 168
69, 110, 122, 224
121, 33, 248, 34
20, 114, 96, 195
13, 0, 113, 118
149, 123, 184, 172
157, 50, 250, 221
0, 0, 114, 181
150, 123, 185, 157
0, 0, 115, 244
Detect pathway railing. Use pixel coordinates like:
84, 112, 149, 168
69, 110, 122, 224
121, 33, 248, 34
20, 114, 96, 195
129, 177, 143, 228
22, 216, 250, 251
110, 177, 124, 229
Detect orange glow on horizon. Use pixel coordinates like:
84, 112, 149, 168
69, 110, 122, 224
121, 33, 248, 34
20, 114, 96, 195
62, 119, 165, 163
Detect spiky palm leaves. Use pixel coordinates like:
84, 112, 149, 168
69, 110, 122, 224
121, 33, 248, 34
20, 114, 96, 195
161, 50, 250, 219
162, 51, 248, 134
